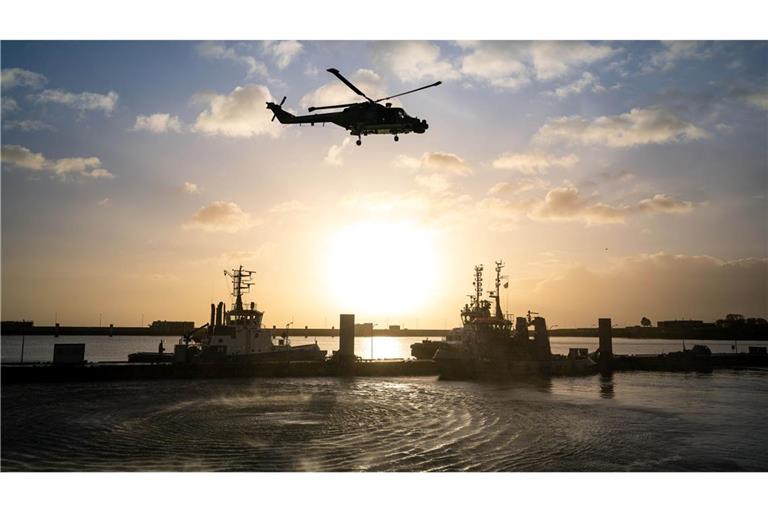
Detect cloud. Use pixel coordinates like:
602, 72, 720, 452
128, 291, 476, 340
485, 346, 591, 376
732, 87, 768, 111
183, 201, 259, 233
269, 200, 307, 213
534, 107, 709, 148
97, 198, 110, 206
1, 144, 114, 179
300, 69, 389, 109
550, 71, 605, 99
395, 151, 472, 175
3, 119, 55, 132
370, 41, 460, 82
262, 41, 303, 69
458, 41, 616, 89
179, 181, 199, 195
492, 151, 578, 175
192, 84, 280, 138
133, 113, 182, 133
488, 177, 548, 195
645, 41, 708, 71
196, 42, 269, 78
2, 97, 19, 113
481, 186, 695, 225
415, 173, 452, 193
31, 89, 118, 115
1, 68, 47, 89
635, 193, 693, 214
715, 123, 734, 135
522, 253, 767, 326
325, 137, 352, 166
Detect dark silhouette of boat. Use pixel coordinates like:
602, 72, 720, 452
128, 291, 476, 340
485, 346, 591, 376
433, 262, 597, 380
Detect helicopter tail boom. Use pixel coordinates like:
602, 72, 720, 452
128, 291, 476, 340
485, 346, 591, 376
266, 98, 297, 124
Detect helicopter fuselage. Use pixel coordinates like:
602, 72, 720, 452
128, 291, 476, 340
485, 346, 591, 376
267, 102, 428, 137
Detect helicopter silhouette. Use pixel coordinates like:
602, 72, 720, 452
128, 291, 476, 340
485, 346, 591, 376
266, 68, 441, 146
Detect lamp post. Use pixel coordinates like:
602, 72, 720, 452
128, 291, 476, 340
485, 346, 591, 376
20, 318, 26, 364
370, 323, 378, 360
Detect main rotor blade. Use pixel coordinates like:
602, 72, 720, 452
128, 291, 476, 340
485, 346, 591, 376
308, 102, 360, 112
374, 81, 442, 103
327, 68, 374, 102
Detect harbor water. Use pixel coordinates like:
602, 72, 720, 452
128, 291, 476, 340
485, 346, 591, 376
3, 335, 768, 471
3, 370, 767, 471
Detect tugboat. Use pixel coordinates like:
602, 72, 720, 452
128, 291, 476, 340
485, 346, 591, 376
174, 266, 326, 363
434, 261, 597, 379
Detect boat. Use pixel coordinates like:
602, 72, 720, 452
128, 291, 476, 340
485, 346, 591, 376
174, 266, 326, 363
434, 261, 598, 379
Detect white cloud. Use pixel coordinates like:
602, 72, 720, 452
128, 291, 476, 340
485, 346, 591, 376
492, 151, 578, 175
415, 173, 452, 193
196, 42, 269, 78
3, 119, 55, 132
269, 200, 307, 213
481, 186, 695, 225
370, 41, 460, 82
32, 89, 118, 115
263, 41, 303, 69
550, 71, 605, 99
738, 88, 768, 111
133, 113, 182, 133
179, 181, 199, 195
1, 68, 47, 89
635, 193, 693, 214
183, 201, 259, 233
192, 84, 280, 138
1, 144, 114, 179
458, 41, 529, 89
2, 97, 19, 113
529, 41, 616, 80
325, 137, 352, 166
646, 41, 707, 71
458, 41, 616, 89
395, 151, 472, 175
488, 177, 548, 195
300, 69, 389, 110
534, 107, 709, 148
97, 198, 110, 206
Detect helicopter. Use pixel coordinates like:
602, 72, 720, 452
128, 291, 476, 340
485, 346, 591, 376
266, 68, 441, 146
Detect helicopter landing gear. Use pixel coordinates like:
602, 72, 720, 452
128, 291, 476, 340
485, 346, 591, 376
356, 136, 362, 146
394, 135, 399, 142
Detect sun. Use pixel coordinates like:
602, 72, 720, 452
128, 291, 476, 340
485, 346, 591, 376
325, 220, 440, 318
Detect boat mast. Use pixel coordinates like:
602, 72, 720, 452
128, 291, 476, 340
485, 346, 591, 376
491, 260, 505, 319
472, 264, 484, 309
224, 266, 254, 316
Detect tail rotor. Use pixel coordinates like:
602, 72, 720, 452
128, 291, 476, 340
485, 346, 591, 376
270, 96, 287, 122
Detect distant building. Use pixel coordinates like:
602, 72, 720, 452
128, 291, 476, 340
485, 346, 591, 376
388, 325, 401, 331
1, 320, 34, 329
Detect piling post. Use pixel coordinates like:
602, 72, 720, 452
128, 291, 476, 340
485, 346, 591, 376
598, 318, 613, 370
532, 317, 552, 359
338, 314, 356, 375
55, 322, 60, 338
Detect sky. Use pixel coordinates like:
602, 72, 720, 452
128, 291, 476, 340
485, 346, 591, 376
1, 40, 766, 329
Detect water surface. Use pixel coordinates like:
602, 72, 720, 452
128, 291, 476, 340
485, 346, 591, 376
3, 371, 767, 471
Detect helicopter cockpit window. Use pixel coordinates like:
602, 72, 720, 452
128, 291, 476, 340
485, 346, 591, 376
396, 109, 405, 119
